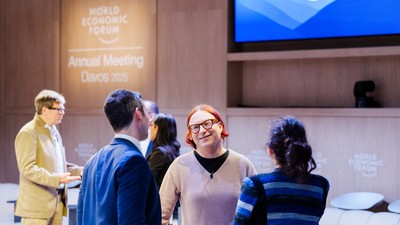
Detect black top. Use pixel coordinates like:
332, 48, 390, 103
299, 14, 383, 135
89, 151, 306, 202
194, 149, 229, 178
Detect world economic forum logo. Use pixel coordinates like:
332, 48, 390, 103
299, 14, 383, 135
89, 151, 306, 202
348, 153, 383, 178
81, 5, 128, 44
237, 0, 336, 30
75, 143, 97, 162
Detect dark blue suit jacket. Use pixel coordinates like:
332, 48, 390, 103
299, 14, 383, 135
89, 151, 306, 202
77, 138, 161, 225
145, 141, 153, 158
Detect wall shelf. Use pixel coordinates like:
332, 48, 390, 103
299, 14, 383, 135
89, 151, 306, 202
227, 45, 400, 108
228, 46, 400, 61
227, 107, 400, 118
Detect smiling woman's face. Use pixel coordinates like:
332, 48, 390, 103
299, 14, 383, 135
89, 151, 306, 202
188, 110, 222, 149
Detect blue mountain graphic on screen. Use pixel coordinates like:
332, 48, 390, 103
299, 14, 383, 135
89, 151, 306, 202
235, 0, 400, 42
237, 0, 335, 30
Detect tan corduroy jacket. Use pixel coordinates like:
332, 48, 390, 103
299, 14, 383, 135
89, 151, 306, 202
15, 114, 82, 218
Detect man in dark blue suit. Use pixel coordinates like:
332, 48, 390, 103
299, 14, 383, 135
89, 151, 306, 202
77, 89, 161, 225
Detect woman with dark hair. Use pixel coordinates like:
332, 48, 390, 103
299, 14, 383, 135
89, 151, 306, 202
233, 116, 330, 225
159, 104, 257, 225
147, 113, 181, 189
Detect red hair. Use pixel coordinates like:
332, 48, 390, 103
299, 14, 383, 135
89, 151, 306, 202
185, 104, 229, 148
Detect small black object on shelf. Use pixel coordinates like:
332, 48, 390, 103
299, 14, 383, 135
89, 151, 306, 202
353, 80, 381, 108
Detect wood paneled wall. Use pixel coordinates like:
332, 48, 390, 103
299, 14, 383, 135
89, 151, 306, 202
0, 0, 157, 183
1, 0, 61, 183
5, 0, 60, 108
0, 0, 5, 181
157, 1, 228, 109
60, 0, 157, 107
239, 56, 400, 108
1, 0, 400, 209
227, 108, 400, 203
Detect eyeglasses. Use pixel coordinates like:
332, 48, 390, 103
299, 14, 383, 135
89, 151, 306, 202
188, 119, 218, 134
47, 107, 65, 114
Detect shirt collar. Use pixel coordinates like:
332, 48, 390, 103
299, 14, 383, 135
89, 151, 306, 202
114, 134, 141, 151
44, 124, 56, 131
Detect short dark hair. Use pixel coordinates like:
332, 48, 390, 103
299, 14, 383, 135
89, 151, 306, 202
104, 89, 145, 132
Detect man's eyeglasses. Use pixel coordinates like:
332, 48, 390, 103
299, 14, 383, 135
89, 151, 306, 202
188, 119, 218, 134
47, 107, 65, 114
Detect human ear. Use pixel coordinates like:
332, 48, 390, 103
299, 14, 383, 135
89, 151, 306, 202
216, 122, 224, 132
268, 148, 275, 158
134, 107, 143, 120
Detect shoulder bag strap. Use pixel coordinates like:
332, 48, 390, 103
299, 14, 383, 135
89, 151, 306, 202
249, 175, 267, 225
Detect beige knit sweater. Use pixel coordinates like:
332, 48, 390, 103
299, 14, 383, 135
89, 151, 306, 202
159, 150, 257, 225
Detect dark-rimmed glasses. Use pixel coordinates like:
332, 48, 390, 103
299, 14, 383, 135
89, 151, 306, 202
188, 119, 218, 134
47, 107, 65, 114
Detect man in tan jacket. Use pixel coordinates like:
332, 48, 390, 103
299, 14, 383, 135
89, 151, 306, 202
15, 89, 82, 225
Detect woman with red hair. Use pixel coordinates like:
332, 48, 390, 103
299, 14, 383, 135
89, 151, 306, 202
159, 104, 257, 225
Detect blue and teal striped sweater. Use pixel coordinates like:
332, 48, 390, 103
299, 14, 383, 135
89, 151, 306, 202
233, 169, 329, 225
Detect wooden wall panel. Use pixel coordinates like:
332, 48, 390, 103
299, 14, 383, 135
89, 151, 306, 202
227, 109, 400, 204
1, 0, 60, 183
0, 0, 5, 181
163, 110, 193, 155
1, 1, 400, 213
5, 0, 60, 108
61, 114, 114, 166
60, 0, 157, 108
5, 114, 34, 183
240, 56, 400, 108
157, 1, 228, 108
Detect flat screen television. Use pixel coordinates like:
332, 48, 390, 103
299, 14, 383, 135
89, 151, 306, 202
234, 0, 400, 45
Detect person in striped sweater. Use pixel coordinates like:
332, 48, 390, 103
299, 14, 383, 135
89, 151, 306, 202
233, 116, 330, 225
